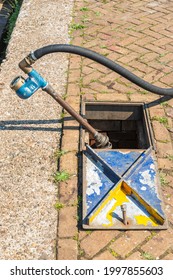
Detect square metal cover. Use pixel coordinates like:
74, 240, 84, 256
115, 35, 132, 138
81, 102, 167, 230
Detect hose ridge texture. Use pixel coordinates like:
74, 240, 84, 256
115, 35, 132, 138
33, 44, 173, 97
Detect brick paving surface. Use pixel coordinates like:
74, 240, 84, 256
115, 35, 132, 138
57, 0, 173, 259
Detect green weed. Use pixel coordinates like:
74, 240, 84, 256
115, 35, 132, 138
160, 172, 168, 186
77, 77, 84, 87
54, 202, 64, 210
53, 171, 71, 183
139, 90, 148, 95
60, 112, 67, 119
109, 248, 119, 258
73, 233, 79, 241
86, 230, 92, 235
167, 154, 173, 161
127, 91, 134, 95
81, 14, 89, 24
159, 53, 166, 58
90, 79, 98, 83
100, 45, 107, 49
161, 101, 169, 107
95, 11, 101, 16
158, 139, 170, 144
70, 23, 85, 30
141, 252, 155, 260
54, 149, 68, 159
80, 91, 86, 95
71, 195, 82, 207
127, 91, 133, 100
152, 116, 168, 126
80, 7, 89, 12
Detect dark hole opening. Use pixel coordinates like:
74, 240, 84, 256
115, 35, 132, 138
85, 103, 151, 149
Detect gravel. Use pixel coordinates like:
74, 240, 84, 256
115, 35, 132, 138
0, 0, 74, 259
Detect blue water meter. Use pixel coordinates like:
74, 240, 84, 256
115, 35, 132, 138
10, 69, 48, 99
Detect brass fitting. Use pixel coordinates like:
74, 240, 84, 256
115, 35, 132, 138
19, 53, 36, 74
10, 76, 25, 91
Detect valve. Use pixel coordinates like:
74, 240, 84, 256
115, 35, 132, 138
10, 66, 111, 149
10, 69, 48, 99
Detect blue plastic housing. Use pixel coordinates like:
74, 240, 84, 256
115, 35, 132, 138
16, 69, 48, 99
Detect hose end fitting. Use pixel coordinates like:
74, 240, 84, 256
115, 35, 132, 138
94, 132, 112, 149
19, 52, 36, 74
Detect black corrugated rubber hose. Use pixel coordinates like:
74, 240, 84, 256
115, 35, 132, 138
33, 44, 173, 97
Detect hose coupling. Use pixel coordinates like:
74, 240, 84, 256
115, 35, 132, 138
94, 132, 112, 149
19, 52, 37, 74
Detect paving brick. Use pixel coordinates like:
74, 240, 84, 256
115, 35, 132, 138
60, 0, 173, 262
154, 38, 173, 47
61, 130, 79, 151
160, 73, 173, 86
130, 93, 157, 103
58, 206, 77, 238
83, 71, 104, 85
139, 52, 159, 64
83, 93, 96, 101
118, 36, 138, 47
149, 107, 166, 119
72, 36, 83, 46
78, 230, 91, 241
80, 230, 119, 258
110, 231, 150, 258
126, 45, 148, 56
58, 238, 78, 260
143, 70, 164, 83
69, 56, 82, 70
68, 69, 81, 84
142, 29, 163, 39
152, 121, 171, 143
126, 251, 144, 260
145, 43, 166, 54
99, 72, 117, 84
162, 253, 173, 260
59, 176, 78, 205
96, 93, 129, 102
67, 83, 80, 96
163, 187, 173, 224
64, 96, 80, 111
158, 158, 173, 170
141, 229, 173, 259
93, 250, 116, 260
156, 141, 173, 158
130, 61, 153, 74
159, 53, 173, 65
117, 53, 139, 64
60, 152, 78, 174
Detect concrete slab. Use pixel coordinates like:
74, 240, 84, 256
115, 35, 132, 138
0, 0, 74, 259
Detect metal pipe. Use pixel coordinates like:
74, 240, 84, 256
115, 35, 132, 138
10, 61, 111, 148
121, 204, 128, 225
44, 84, 111, 148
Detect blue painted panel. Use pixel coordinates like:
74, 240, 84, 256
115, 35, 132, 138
97, 150, 143, 176
86, 153, 118, 215
125, 153, 164, 217
84, 146, 165, 227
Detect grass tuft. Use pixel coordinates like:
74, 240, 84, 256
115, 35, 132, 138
53, 171, 71, 183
